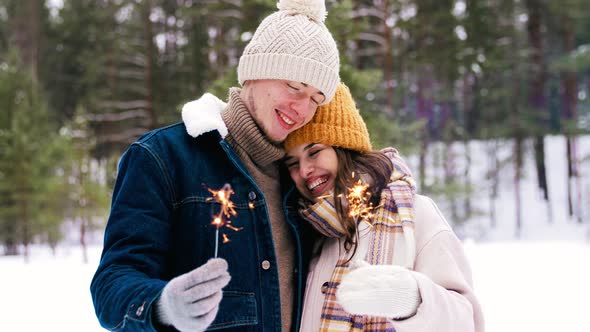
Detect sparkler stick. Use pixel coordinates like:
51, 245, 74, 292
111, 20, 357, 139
207, 183, 241, 258
212, 217, 222, 258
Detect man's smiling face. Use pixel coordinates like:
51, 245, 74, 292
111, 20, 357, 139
241, 80, 326, 143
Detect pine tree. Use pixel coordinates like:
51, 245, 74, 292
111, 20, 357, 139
0, 50, 68, 259
62, 106, 110, 263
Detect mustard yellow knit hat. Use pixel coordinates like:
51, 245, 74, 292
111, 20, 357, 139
284, 83, 372, 152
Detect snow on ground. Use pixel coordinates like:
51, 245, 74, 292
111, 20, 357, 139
465, 240, 590, 332
1, 241, 589, 332
0, 245, 105, 332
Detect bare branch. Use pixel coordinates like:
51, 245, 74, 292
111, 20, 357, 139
116, 69, 146, 80
98, 129, 149, 144
356, 47, 386, 57
87, 110, 149, 122
358, 32, 388, 47
202, 0, 242, 6
217, 9, 242, 19
97, 100, 151, 110
351, 7, 385, 20
120, 54, 147, 66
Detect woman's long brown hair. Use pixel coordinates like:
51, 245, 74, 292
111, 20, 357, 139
332, 148, 393, 259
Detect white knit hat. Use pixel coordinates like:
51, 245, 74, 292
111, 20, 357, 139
238, 0, 340, 105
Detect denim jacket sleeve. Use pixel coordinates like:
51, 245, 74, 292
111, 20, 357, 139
90, 143, 174, 331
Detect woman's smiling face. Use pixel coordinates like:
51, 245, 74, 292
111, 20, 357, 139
284, 143, 339, 202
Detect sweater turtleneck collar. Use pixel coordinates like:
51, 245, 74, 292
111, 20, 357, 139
221, 88, 285, 168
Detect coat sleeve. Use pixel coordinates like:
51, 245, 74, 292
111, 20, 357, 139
392, 197, 485, 332
90, 143, 173, 332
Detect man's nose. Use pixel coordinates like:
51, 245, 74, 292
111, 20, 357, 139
290, 96, 313, 118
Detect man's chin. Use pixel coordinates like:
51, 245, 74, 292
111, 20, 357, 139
268, 132, 288, 145
272, 138, 285, 145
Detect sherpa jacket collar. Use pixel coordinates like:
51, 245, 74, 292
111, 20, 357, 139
181, 93, 228, 138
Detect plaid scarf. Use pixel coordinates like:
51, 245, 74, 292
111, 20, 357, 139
299, 148, 416, 331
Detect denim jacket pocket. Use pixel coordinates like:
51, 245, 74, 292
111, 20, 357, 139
206, 290, 258, 330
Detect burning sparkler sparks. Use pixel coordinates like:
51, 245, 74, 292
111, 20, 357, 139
346, 172, 376, 225
207, 183, 243, 257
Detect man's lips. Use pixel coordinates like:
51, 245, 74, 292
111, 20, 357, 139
276, 109, 296, 128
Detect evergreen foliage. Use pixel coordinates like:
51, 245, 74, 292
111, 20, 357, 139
1, 0, 589, 252
0, 50, 69, 257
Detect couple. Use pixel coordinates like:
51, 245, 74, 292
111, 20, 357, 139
90, 0, 484, 331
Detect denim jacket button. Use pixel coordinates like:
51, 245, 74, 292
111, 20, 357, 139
261, 260, 271, 270
248, 191, 257, 200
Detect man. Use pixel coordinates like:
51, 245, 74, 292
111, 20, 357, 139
90, 0, 339, 331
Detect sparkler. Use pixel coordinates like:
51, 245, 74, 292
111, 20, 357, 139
346, 172, 376, 226
207, 183, 242, 258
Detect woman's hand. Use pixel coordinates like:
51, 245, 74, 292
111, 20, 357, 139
336, 260, 421, 320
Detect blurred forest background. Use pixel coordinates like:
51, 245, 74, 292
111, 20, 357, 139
1, 0, 589, 261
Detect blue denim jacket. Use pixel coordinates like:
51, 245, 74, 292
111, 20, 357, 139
90, 122, 314, 331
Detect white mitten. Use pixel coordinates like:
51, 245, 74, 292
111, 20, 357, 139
336, 260, 421, 319
155, 258, 231, 332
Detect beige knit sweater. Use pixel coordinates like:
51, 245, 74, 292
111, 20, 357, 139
221, 89, 295, 331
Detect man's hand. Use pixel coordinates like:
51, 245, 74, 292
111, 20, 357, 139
336, 260, 421, 320
155, 258, 231, 332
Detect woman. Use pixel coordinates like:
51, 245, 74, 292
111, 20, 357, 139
283, 83, 484, 331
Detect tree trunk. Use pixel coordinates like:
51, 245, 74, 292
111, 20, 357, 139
508, 2, 523, 238
463, 140, 472, 221
80, 217, 88, 264
566, 139, 575, 218
380, 0, 395, 117
533, 136, 553, 223
189, 11, 209, 96
50, 241, 57, 257
3, 241, 19, 256
525, 0, 550, 206
514, 137, 523, 239
417, 67, 434, 189
10, 0, 41, 83
487, 140, 500, 229
443, 142, 458, 223
20, 197, 30, 263
419, 139, 428, 191
3, 210, 19, 255
562, 17, 578, 220
533, 137, 549, 200
142, 0, 156, 130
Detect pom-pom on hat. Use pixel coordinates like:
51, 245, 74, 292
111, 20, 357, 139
284, 83, 372, 152
238, 0, 340, 105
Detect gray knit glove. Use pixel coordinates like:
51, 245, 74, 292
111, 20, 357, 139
336, 260, 421, 320
155, 258, 231, 332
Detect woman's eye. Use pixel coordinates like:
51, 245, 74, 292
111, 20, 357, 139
310, 97, 319, 105
287, 84, 299, 92
309, 150, 320, 157
286, 161, 299, 169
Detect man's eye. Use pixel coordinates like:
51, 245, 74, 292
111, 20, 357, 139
313, 95, 326, 105
309, 150, 320, 157
311, 97, 319, 105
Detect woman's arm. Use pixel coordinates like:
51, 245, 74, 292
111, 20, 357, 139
393, 196, 485, 332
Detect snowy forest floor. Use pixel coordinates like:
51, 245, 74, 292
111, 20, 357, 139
1, 241, 589, 332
